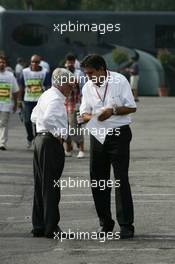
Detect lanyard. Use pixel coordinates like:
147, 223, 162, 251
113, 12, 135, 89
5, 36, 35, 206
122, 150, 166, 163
95, 71, 110, 106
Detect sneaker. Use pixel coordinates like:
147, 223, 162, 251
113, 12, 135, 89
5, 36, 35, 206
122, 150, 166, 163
65, 151, 72, 157
77, 151, 85, 159
0, 146, 6, 151
26, 140, 32, 149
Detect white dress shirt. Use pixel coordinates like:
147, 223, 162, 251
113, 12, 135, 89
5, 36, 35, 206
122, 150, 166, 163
31, 86, 68, 139
80, 71, 137, 128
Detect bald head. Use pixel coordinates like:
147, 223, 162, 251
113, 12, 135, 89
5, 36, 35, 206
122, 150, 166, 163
31, 55, 41, 71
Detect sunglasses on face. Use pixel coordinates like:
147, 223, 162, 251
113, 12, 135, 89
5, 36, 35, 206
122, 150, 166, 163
31, 61, 40, 64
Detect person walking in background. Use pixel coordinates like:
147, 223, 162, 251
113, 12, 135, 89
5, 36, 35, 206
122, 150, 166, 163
31, 68, 74, 238
15, 57, 25, 82
0, 55, 19, 150
5, 57, 14, 74
19, 54, 50, 148
80, 54, 136, 239
126, 55, 140, 102
64, 54, 85, 158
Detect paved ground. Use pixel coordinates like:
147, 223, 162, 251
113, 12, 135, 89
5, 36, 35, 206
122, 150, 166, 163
0, 97, 175, 264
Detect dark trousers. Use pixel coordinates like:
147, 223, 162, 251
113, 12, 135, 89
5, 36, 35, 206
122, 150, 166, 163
23, 101, 37, 141
32, 134, 65, 235
90, 125, 134, 228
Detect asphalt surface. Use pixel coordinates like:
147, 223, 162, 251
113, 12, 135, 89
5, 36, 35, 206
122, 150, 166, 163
0, 97, 175, 264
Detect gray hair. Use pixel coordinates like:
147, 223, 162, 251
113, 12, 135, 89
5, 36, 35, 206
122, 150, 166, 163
52, 68, 75, 87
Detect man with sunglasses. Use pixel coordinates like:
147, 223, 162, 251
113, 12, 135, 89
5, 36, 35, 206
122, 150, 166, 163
19, 54, 50, 148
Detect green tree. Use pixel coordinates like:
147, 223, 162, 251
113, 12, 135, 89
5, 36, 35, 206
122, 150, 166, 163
114, 0, 175, 11
80, 0, 115, 10
1, 0, 175, 11
0, 0, 23, 9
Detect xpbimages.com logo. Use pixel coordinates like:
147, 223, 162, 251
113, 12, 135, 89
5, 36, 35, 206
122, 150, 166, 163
53, 21, 121, 35
53, 177, 120, 190
53, 229, 120, 242
53, 127, 121, 140
52, 73, 121, 86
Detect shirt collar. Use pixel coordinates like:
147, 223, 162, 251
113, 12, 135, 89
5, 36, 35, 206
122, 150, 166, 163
92, 70, 110, 89
51, 86, 66, 100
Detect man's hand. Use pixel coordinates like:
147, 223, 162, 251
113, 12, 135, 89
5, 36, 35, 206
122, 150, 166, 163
82, 113, 92, 122
98, 108, 113, 121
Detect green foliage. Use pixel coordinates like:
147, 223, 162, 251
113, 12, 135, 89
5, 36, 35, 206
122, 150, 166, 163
1, 0, 175, 10
0, 50, 5, 55
80, 0, 115, 10
112, 48, 129, 64
158, 52, 175, 66
114, 0, 175, 11
0, 0, 81, 10
0, 0, 23, 9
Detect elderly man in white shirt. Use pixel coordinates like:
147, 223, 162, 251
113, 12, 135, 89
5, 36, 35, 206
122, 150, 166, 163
31, 68, 74, 238
80, 54, 137, 239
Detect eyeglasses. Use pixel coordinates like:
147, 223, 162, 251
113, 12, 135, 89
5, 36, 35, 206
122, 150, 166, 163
31, 61, 40, 64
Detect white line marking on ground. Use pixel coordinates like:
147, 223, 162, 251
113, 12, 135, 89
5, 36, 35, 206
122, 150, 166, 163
0, 203, 14, 205
54, 248, 164, 252
1, 200, 175, 206
59, 200, 175, 204
0, 193, 175, 198
7, 217, 15, 220
0, 195, 21, 197
62, 194, 175, 197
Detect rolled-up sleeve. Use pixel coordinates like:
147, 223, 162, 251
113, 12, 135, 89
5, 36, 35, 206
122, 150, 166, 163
31, 105, 38, 124
120, 77, 137, 108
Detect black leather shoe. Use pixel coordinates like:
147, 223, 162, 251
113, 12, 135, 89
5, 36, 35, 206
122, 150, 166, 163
0, 146, 6, 151
119, 225, 134, 239
31, 229, 45, 237
97, 219, 115, 237
45, 226, 74, 239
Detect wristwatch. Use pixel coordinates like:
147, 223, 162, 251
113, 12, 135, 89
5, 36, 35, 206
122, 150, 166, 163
112, 104, 118, 115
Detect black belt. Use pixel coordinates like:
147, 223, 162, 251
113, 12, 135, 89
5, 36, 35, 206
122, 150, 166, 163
37, 132, 63, 143
37, 132, 52, 136
114, 125, 129, 130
